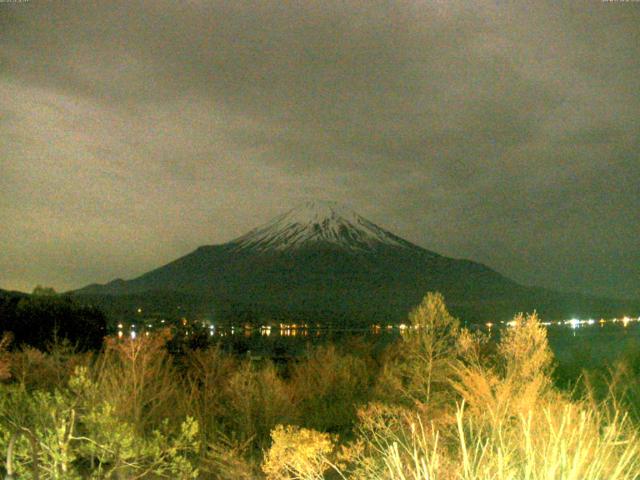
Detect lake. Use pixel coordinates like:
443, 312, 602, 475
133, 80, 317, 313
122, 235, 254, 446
193, 317, 640, 368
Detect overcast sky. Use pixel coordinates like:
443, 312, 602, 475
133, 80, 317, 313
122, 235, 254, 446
1, 0, 639, 299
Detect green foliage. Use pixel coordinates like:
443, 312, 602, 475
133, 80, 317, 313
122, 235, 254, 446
0, 365, 199, 479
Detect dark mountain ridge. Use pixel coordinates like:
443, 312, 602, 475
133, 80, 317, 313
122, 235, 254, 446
73, 201, 638, 324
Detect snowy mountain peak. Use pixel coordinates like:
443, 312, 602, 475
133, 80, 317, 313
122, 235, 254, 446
277, 200, 359, 225
228, 200, 417, 253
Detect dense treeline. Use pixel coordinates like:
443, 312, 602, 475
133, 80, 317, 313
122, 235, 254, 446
0, 292, 639, 479
0, 289, 106, 351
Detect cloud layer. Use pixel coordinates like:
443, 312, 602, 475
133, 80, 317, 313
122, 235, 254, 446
1, 0, 639, 299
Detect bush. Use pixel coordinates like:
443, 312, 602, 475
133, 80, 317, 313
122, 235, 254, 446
223, 361, 296, 451
94, 329, 182, 434
0, 366, 199, 479
290, 345, 372, 433
452, 311, 556, 426
262, 425, 336, 480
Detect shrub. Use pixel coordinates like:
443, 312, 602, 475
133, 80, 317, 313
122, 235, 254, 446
94, 330, 182, 434
0, 366, 200, 479
202, 431, 257, 480
181, 346, 239, 455
262, 425, 336, 480
10, 340, 89, 391
452, 312, 555, 426
223, 361, 296, 451
0, 332, 12, 381
290, 345, 371, 433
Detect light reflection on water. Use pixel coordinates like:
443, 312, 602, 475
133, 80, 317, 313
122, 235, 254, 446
479, 321, 640, 367
117, 317, 640, 367
214, 321, 640, 367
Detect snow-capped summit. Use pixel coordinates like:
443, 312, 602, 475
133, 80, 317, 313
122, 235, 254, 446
228, 200, 417, 252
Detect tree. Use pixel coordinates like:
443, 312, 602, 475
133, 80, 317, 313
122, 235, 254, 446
32, 286, 57, 297
0, 295, 106, 351
377, 292, 460, 411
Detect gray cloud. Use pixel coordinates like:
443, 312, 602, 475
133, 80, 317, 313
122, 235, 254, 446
1, 0, 639, 299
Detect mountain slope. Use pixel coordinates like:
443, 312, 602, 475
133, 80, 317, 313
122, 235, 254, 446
74, 201, 635, 323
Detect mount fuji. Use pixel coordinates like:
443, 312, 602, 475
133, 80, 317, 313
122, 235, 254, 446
228, 200, 418, 253
74, 201, 632, 324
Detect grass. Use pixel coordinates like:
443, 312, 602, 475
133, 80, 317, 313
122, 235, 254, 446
353, 401, 640, 480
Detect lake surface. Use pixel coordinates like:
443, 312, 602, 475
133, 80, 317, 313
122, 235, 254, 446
545, 322, 640, 367
121, 315, 640, 368
199, 319, 640, 368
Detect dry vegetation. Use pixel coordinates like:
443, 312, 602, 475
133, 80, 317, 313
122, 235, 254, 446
0, 292, 639, 479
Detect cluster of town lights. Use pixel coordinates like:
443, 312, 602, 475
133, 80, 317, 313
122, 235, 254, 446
500, 316, 639, 329
115, 314, 640, 340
